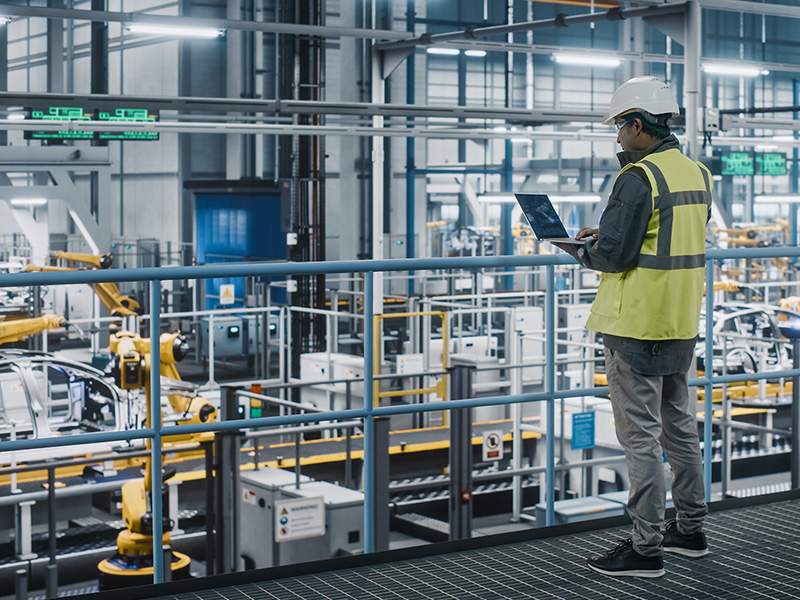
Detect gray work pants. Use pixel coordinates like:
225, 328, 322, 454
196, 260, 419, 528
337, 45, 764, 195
605, 347, 708, 557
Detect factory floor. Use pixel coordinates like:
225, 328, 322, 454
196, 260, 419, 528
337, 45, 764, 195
83, 489, 800, 600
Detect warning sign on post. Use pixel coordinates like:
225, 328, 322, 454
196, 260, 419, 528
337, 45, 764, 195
219, 284, 235, 305
274, 496, 325, 542
482, 430, 504, 462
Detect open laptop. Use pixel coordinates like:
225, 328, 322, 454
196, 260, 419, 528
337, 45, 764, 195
515, 193, 588, 245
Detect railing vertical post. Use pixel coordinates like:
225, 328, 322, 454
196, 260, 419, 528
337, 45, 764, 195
363, 271, 375, 553
704, 258, 714, 502
545, 264, 556, 526
150, 280, 165, 584
791, 338, 800, 489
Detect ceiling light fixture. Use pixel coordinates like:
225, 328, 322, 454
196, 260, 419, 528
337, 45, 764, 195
549, 194, 601, 203
552, 53, 621, 68
464, 50, 487, 58
477, 193, 517, 203
427, 47, 460, 56
10, 198, 48, 206
754, 194, 800, 203
126, 23, 225, 38
702, 63, 768, 77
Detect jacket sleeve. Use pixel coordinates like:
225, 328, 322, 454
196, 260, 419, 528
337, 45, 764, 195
573, 169, 652, 273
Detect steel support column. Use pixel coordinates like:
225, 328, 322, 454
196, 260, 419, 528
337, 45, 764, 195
215, 386, 242, 574
684, 1, 702, 160
371, 416, 390, 551
449, 363, 474, 541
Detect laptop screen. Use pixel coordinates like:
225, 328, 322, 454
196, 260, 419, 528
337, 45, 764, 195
515, 194, 570, 240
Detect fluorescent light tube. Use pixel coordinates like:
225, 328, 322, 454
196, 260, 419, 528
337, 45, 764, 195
702, 63, 766, 77
754, 195, 800, 203
427, 48, 460, 56
465, 50, 487, 58
6, 113, 25, 121
10, 198, 48, 206
478, 194, 517, 203
551, 195, 600, 204
126, 24, 225, 38
552, 53, 621, 68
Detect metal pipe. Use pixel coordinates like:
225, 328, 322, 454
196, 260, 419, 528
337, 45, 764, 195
2, 246, 800, 290
46, 465, 57, 600
545, 264, 555, 526
704, 259, 714, 502
0, 4, 411, 40
150, 281, 164, 584
375, 3, 688, 51
792, 338, 800, 488
363, 271, 375, 553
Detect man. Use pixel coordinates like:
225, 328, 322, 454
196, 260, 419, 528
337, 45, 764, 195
554, 76, 712, 578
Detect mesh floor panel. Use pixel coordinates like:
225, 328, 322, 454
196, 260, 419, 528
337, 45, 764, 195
145, 497, 800, 600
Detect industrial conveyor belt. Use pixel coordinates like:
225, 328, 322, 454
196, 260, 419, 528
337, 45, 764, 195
82, 490, 800, 600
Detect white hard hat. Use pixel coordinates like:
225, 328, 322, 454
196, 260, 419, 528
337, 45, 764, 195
603, 76, 680, 126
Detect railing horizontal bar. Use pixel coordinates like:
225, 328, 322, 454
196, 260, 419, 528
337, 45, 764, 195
0, 428, 154, 453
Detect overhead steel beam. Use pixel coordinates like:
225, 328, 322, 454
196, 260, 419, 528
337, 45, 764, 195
0, 91, 602, 123
0, 4, 411, 41
375, 3, 688, 52
697, 0, 800, 19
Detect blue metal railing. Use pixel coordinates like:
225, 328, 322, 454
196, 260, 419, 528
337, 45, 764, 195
2, 246, 800, 583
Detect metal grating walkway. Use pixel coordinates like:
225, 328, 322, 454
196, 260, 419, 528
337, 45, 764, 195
89, 493, 800, 600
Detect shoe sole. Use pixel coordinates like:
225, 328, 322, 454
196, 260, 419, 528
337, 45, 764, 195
663, 546, 710, 558
587, 563, 665, 578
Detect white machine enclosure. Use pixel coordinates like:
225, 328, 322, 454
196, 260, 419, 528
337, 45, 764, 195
239, 467, 364, 569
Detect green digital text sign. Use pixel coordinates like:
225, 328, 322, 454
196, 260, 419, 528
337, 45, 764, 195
719, 151, 788, 177
755, 152, 787, 176
25, 106, 95, 140
721, 152, 754, 176
23, 106, 159, 141
96, 108, 159, 140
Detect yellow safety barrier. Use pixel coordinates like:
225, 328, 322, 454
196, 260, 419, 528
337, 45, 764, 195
373, 311, 448, 407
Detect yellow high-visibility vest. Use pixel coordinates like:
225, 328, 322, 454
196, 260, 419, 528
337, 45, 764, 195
587, 148, 712, 340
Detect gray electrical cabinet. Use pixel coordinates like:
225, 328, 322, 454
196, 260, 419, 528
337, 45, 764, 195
239, 469, 363, 569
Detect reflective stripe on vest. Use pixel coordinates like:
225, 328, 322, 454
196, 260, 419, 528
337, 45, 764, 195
586, 148, 713, 340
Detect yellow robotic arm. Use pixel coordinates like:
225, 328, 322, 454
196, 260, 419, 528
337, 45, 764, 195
100, 330, 209, 585
0, 314, 65, 345
25, 262, 141, 317
52, 251, 113, 269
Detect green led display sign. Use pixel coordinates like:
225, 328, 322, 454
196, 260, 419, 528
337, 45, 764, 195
96, 108, 159, 140
719, 151, 788, 177
24, 106, 159, 141
755, 152, 787, 176
25, 106, 95, 139
721, 152, 754, 176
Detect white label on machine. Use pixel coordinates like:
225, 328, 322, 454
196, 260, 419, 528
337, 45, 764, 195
274, 496, 325, 542
397, 354, 424, 375
220, 284, 235, 305
242, 488, 257, 505
482, 430, 504, 462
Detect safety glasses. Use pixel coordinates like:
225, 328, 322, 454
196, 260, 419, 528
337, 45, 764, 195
614, 119, 633, 133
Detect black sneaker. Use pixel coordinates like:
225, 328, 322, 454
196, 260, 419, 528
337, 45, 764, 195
662, 519, 710, 557
587, 538, 665, 578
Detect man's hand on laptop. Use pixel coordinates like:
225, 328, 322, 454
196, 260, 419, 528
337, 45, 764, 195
551, 227, 597, 255
576, 227, 599, 240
